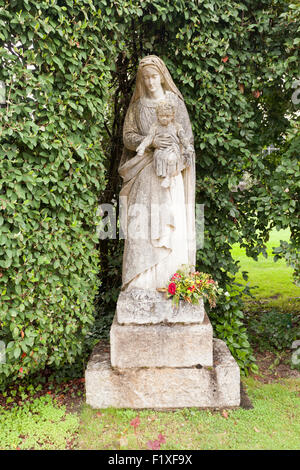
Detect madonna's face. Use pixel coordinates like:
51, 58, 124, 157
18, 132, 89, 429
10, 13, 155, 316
142, 66, 163, 94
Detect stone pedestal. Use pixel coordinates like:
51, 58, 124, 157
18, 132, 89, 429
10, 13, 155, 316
86, 339, 240, 409
111, 312, 213, 368
116, 288, 205, 324
85, 289, 241, 409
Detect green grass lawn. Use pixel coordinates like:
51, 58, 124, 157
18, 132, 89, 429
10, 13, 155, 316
1, 378, 299, 450
77, 377, 300, 450
231, 229, 300, 306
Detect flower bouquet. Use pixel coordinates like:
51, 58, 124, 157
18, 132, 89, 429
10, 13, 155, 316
157, 266, 222, 308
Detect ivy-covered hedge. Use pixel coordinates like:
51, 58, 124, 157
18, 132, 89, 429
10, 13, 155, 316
0, 0, 113, 386
1, 0, 299, 384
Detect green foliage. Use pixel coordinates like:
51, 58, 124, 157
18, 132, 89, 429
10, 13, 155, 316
0, 0, 299, 382
270, 136, 300, 286
0, 395, 79, 450
96, 238, 123, 322
247, 309, 300, 352
209, 292, 258, 374
0, 0, 113, 385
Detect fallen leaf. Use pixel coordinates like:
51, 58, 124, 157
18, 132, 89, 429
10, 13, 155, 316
254, 427, 260, 433
222, 410, 229, 419
130, 416, 140, 430
96, 412, 102, 418
147, 439, 161, 450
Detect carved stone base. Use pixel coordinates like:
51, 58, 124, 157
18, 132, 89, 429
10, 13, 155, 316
116, 288, 205, 325
85, 339, 240, 409
110, 312, 213, 368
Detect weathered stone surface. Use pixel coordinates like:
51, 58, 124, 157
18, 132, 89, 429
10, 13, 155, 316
116, 288, 205, 325
111, 312, 213, 368
119, 56, 196, 292
85, 339, 240, 409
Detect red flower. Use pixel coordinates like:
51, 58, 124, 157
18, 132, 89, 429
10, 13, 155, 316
188, 285, 195, 292
19, 367, 23, 374
171, 273, 181, 281
168, 283, 176, 295
208, 279, 215, 284
21, 353, 27, 359
222, 56, 229, 63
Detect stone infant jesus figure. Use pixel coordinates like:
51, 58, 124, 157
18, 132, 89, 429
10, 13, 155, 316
136, 100, 194, 188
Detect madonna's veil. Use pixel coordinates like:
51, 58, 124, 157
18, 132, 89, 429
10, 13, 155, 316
130, 55, 184, 104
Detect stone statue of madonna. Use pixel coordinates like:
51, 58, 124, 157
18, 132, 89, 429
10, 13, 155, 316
118, 55, 196, 291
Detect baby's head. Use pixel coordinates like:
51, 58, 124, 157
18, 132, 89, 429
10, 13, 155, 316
156, 100, 175, 126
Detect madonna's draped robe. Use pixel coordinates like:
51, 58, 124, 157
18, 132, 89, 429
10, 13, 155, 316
119, 90, 196, 291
